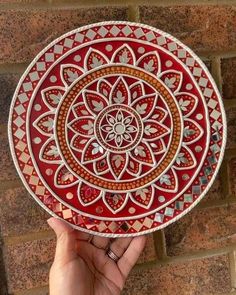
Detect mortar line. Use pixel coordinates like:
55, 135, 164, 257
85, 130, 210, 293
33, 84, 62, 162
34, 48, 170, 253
153, 229, 167, 260
0, 180, 23, 192
0, 63, 28, 74
127, 5, 140, 22
197, 196, 236, 210
196, 195, 236, 210
0, 231, 9, 295
225, 149, 236, 159
13, 285, 49, 295
0, 124, 7, 134
211, 56, 222, 93
229, 251, 236, 289
3, 230, 54, 246
198, 50, 236, 60
224, 99, 236, 108
134, 244, 236, 271
0, 2, 128, 10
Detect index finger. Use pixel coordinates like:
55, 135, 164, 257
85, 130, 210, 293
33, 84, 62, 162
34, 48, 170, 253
117, 235, 147, 278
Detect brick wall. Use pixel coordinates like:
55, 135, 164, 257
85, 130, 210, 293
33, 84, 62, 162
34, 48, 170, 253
0, 1, 236, 294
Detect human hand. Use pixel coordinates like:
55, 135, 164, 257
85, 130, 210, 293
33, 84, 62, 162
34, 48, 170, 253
48, 217, 146, 295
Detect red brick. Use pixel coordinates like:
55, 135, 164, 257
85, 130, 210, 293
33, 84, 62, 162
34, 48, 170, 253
229, 158, 236, 196
0, 7, 128, 64
137, 234, 156, 264
222, 57, 236, 100
139, 5, 236, 53
0, 73, 21, 125
4, 237, 55, 293
165, 204, 236, 256
201, 174, 224, 203
0, 187, 49, 237
123, 255, 231, 295
0, 128, 19, 182
226, 107, 236, 149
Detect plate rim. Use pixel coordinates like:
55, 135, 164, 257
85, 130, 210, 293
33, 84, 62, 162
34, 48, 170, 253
8, 20, 227, 237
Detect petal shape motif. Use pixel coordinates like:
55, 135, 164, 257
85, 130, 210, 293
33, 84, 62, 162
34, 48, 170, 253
130, 141, 155, 166
78, 182, 102, 206
93, 157, 109, 175
72, 102, 92, 118
83, 90, 108, 115
154, 168, 178, 193
129, 81, 145, 101
130, 185, 155, 209
149, 138, 166, 155
69, 117, 95, 137
39, 138, 61, 164
41, 86, 65, 109
70, 134, 90, 152
149, 107, 168, 122
176, 92, 198, 117
97, 79, 112, 99
159, 70, 183, 93
81, 138, 106, 164
173, 145, 197, 170
131, 94, 157, 120
136, 51, 161, 75
126, 157, 142, 177
33, 112, 55, 136
84, 48, 109, 71
61, 64, 84, 87
108, 152, 128, 180
109, 77, 130, 105
103, 192, 128, 214
183, 119, 204, 145
111, 44, 135, 65
54, 164, 79, 188
143, 119, 170, 141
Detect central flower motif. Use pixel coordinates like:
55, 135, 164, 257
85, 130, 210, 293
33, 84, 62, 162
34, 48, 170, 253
100, 109, 138, 148
96, 104, 143, 151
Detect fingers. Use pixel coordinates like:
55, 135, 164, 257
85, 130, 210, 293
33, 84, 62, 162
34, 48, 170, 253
91, 236, 110, 250
75, 231, 91, 242
47, 217, 78, 265
118, 235, 147, 278
47, 217, 74, 238
109, 237, 132, 258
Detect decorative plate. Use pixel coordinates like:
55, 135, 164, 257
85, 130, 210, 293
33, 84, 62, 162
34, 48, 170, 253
8, 21, 226, 237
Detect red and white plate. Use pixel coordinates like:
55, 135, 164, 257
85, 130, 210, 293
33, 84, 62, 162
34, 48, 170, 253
8, 21, 226, 237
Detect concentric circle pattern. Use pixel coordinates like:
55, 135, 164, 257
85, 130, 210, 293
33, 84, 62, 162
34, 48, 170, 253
8, 21, 226, 237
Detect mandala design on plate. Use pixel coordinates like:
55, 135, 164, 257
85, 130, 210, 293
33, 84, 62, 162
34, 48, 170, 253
33, 43, 203, 214
9, 21, 225, 236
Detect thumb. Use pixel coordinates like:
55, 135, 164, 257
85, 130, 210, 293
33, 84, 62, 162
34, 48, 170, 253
47, 217, 77, 265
